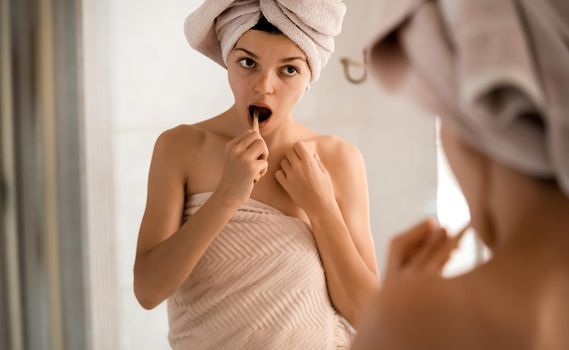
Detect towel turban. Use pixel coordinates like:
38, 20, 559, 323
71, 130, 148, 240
184, 0, 347, 83
365, 0, 569, 196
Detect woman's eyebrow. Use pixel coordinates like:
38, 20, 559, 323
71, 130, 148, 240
281, 57, 306, 63
234, 47, 258, 58
234, 48, 306, 64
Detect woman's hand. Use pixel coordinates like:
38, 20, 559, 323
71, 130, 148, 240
385, 219, 466, 282
216, 129, 268, 206
275, 141, 335, 215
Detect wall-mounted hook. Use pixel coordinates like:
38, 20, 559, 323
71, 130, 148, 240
340, 57, 367, 84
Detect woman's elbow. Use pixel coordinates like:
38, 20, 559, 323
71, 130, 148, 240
344, 287, 379, 328
133, 265, 162, 310
134, 281, 162, 310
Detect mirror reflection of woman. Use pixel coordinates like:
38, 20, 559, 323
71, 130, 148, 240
354, 1, 569, 349
133, 1, 379, 349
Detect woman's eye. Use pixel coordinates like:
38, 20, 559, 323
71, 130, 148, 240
282, 66, 299, 76
239, 58, 256, 68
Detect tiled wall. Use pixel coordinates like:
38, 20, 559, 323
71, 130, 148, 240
107, 1, 437, 348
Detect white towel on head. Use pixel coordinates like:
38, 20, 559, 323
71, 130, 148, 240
184, 0, 347, 83
365, 0, 569, 196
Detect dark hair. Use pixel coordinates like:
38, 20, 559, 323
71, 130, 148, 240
517, 111, 559, 188
536, 175, 559, 188
251, 16, 282, 35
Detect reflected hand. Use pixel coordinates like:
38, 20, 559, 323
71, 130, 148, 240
275, 141, 335, 215
216, 130, 269, 206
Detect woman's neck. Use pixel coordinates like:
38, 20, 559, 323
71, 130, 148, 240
263, 118, 304, 153
490, 168, 569, 259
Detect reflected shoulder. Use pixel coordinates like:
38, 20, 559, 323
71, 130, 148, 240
311, 136, 365, 181
155, 124, 206, 152
312, 135, 363, 163
150, 124, 207, 181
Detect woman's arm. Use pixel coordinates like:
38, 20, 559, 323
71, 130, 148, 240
275, 139, 380, 327
352, 220, 466, 349
134, 127, 268, 309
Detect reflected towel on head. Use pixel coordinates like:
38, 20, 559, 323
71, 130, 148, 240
184, 0, 347, 82
364, 0, 569, 196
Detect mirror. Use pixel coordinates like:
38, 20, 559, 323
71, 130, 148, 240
1, 0, 483, 348
85, 1, 479, 348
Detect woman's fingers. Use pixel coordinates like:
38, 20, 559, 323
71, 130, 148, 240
250, 137, 269, 161
281, 157, 292, 175
230, 130, 255, 147
293, 141, 310, 160
275, 169, 287, 187
259, 167, 268, 177
388, 221, 471, 277
253, 159, 268, 183
389, 219, 439, 259
386, 219, 439, 278
224, 129, 269, 184
245, 138, 268, 160
285, 147, 301, 166
246, 140, 269, 182
243, 131, 268, 160
314, 153, 326, 173
409, 228, 449, 272
428, 224, 470, 272
235, 130, 262, 151
425, 224, 470, 271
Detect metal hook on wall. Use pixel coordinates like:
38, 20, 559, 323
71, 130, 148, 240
340, 57, 367, 84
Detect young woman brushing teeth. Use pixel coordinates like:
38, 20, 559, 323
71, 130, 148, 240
134, 2, 379, 348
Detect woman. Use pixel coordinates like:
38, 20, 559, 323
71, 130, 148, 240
133, 1, 379, 349
353, 0, 569, 349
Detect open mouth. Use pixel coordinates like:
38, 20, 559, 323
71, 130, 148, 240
249, 105, 273, 127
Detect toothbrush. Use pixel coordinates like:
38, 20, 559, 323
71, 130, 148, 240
253, 110, 261, 184
253, 110, 259, 132
451, 222, 471, 246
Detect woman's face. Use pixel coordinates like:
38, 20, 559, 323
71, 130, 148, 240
227, 29, 311, 135
440, 126, 497, 248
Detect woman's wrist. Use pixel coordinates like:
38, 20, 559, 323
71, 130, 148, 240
210, 186, 243, 212
305, 196, 341, 223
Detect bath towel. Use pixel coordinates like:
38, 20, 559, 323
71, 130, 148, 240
184, 0, 347, 83
167, 192, 353, 349
365, 0, 569, 196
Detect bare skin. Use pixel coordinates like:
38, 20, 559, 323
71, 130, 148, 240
352, 127, 569, 350
133, 30, 380, 327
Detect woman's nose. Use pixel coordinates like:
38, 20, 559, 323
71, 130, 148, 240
253, 71, 276, 95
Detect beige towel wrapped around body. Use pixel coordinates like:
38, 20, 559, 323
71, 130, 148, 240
365, 0, 569, 196
167, 192, 353, 350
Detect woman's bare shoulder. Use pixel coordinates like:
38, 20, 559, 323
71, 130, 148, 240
156, 124, 207, 147
154, 123, 213, 156
306, 135, 363, 165
355, 265, 544, 350
149, 124, 209, 176
354, 275, 480, 349
307, 133, 350, 147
